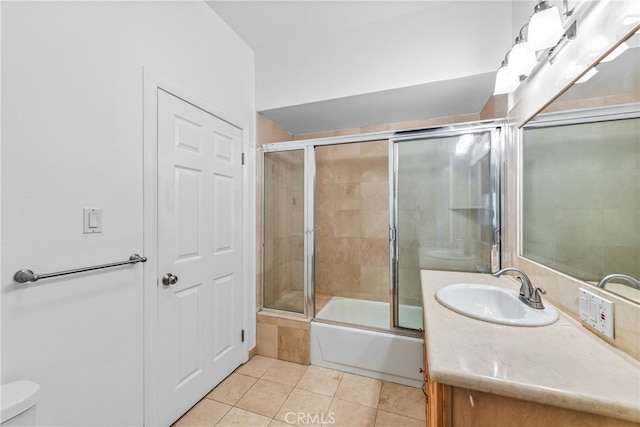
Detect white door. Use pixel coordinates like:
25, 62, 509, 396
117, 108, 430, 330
156, 88, 244, 425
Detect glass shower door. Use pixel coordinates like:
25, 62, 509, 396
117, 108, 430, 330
263, 150, 307, 314
392, 127, 500, 329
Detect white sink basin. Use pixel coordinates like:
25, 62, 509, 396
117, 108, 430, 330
435, 283, 559, 326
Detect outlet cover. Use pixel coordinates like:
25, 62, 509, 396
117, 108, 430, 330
579, 288, 614, 338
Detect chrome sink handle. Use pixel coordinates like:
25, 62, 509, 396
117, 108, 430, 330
528, 284, 547, 309
492, 267, 545, 309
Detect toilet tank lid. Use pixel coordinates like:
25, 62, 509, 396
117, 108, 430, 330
1, 381, 41, 423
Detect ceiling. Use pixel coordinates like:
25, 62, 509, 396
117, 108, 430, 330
206, 1, 523, 135
261, 72, 496, 134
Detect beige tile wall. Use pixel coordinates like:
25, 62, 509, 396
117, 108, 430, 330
256, 311, 310, 365
315, 141, 390, 303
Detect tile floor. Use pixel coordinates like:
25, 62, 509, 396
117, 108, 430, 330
173, 355, 426, 427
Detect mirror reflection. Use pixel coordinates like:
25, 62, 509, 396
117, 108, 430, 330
521, 29, 640, 303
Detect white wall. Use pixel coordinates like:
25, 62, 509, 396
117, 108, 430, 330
255, 1, 514, 111
1, 2, 254, 425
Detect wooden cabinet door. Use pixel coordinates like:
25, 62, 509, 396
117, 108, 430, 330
424, 335, 451, 427
427, 378, 451, 427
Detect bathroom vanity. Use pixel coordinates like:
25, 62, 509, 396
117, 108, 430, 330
421, 270, 640, 427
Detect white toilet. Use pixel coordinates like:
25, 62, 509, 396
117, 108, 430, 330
0, 381, 40, 426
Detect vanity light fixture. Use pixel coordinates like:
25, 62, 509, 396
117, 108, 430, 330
600, 42, 629, 63
576, 67, 598, 83
528, 0, 564, 52
493, 54, 520, 95
509, 25, 537, 76
493, 1, 575, 94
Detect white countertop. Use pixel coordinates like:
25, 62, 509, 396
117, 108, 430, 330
421, 270, 640, 423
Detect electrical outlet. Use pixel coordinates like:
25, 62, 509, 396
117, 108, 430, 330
579, 288, 614, 338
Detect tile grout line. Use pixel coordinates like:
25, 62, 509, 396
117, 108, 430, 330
256, 360, 287, 425
244, 360, 309, 425
213, 359, 279, 425
209, 371, 247, 426
270, 361, 310, 425
372, 379, 384, 427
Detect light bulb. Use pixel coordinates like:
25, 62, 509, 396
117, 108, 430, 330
493, 64, 520, 95
528, 2, 564, 51
509, 41, 537, 76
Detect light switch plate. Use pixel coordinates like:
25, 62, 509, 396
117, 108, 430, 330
83, 208, 102, 234
579, 288, 614, 338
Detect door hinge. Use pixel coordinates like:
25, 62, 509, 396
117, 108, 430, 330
241, 329, 245, 342
241, 152, 245, 165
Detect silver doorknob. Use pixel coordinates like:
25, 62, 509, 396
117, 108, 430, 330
162, 273, 179, 286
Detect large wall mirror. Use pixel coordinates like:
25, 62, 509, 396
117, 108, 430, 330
521, 27, 640, 303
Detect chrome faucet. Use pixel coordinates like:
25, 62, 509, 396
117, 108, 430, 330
492, 267, 547, 309
597, 274, 640, 290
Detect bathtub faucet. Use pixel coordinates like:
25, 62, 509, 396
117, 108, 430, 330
492, 267, 546, 309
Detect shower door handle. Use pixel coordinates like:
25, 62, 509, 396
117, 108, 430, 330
162, 273, 179, 286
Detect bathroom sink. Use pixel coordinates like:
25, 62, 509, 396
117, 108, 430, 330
435, 283, 559, 326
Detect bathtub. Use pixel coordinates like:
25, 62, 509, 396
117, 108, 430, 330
310, 297, 424, 388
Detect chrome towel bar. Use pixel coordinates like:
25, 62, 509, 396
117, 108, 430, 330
13, 254, 147, 283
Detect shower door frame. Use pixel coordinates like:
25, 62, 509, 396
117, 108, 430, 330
389, 121, 504, 331
261, 145, 316, 318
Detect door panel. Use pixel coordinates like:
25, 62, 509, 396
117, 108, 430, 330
213, 274, 234, 359
175, 284, 203, 387
175, 167, 202, 259
213, 173, 234, 253
157, 89, 243, 425
392, 127, 500, 330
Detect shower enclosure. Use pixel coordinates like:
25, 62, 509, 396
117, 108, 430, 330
261, 122, 501, 386
261, 121, 502, 333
